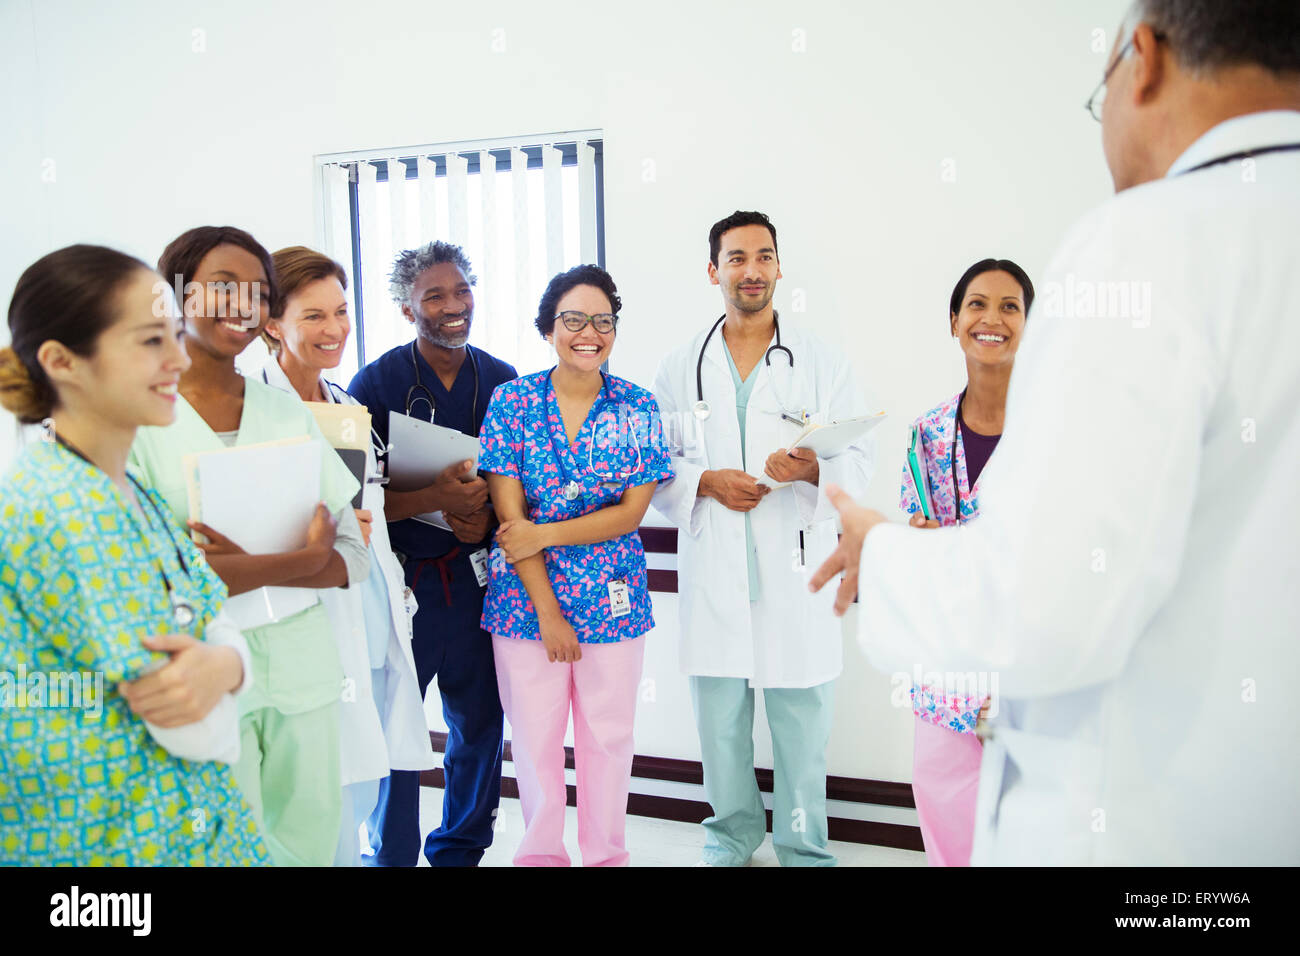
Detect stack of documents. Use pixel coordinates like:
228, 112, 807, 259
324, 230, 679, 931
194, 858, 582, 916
183, 436, 326, 628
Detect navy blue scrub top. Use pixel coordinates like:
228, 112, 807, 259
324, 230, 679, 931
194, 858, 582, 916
348, 341, 518, 561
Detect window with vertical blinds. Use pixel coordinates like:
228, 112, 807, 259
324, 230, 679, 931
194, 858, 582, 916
313, 131, 605, 385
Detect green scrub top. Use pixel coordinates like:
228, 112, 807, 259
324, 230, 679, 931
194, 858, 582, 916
128, 379, 359, 716
723, 345, 761, 603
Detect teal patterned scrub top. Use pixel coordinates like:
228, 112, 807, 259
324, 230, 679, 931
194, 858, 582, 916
0, 439, 270, 866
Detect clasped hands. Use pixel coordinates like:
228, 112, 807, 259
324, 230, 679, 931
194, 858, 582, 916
429, 459, 494, 544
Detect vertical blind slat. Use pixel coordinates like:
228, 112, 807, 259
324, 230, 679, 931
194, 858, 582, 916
542, 144, 564, 280
417, 155, 438, 242
578, 140, 597, 266
447, 152, 469, 247
356, 160, 388, 361
512, 147, 532, 351
386, 158, 407, 254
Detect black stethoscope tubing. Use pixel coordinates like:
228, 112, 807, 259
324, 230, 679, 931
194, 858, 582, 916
695, 312, 794, 411
407, 340, 481, 436
951, 389, 967, 524
1177, 142, 1300, 176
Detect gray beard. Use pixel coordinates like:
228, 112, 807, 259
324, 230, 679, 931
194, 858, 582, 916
426, 328, 470, 348
418, 316, 472, 349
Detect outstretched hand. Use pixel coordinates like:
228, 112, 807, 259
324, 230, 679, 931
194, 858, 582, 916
807, 484, 887, 616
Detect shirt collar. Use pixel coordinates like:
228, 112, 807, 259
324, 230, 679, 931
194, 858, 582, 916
1166, 109, 1300, 177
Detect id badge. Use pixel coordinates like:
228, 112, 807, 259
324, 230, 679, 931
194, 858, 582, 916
607, 579, 631, 619
469, 548, 489, 588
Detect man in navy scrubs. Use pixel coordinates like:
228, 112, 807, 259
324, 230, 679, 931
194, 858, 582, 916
349, 241, 516, 866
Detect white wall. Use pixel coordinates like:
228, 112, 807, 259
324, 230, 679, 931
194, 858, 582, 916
1, 0, 1131, 782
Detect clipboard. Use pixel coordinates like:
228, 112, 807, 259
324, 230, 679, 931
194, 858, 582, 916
305, 401, 371, 509
905, 424, 935, 521
753, 411, 887, 488
386, 409, 480, 494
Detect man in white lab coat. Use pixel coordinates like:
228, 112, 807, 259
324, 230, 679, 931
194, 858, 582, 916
813, 0, 1300, 864
653, 211, 875, 866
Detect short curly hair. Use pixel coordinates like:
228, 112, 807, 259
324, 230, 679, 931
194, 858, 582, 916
388, 241, 477, 304
534, 264, 623, 338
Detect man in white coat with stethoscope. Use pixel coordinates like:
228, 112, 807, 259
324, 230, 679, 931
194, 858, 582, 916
653, 211, 875, 866
813, 0, 1300, 864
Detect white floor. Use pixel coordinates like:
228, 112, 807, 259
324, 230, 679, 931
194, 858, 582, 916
408, 785, 927, 867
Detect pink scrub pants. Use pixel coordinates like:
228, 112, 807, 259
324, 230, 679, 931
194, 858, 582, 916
912, 714, 983, 866
492, 634, 645, 866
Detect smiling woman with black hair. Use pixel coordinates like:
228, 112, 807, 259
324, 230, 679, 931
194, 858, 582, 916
898, 256, 1034, 867
128, 225, 370, 867
478, 264, 673, 866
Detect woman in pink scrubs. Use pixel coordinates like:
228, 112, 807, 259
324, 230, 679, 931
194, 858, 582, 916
900, 258, 1034, 866
478, 265, 672, 866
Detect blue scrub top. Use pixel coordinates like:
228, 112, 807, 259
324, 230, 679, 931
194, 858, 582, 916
348, 341, 518, 561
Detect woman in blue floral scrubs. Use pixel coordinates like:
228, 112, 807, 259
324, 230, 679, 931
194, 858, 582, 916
479, 265, 671, 866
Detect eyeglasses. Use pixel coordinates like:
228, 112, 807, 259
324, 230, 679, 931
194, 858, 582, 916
556, 310, 618, 334
1085, 31, 1166, 122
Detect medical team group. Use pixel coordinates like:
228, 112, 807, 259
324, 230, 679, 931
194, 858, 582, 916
0, 205, 1027, 868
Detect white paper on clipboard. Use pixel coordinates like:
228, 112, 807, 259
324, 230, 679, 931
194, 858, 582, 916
185, 436, 324, 630
753, 412, 888, 488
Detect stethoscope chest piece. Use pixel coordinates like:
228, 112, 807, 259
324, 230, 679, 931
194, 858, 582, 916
562, 480, 582, 501
693, 400, 711, 421
170, 593, 196, 630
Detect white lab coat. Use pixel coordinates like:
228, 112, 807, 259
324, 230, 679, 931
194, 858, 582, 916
857, 111, 1300, 865
653, 319, 876, 688
260, 358, 434, 778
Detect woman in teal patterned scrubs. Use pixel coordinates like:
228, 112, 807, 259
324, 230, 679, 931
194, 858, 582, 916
0, 245, 269, 866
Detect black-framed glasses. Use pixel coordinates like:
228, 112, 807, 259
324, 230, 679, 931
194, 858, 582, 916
556, 310, 618, 334
1085, 31, 1166, 122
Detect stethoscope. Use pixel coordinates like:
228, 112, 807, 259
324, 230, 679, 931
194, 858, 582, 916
692, 313, 801, 425
407, 339, 482, 436
950, 390, 968, 525
555, 373, 644, 502
49, 427, 197, 630
1178, 142, 1300, 176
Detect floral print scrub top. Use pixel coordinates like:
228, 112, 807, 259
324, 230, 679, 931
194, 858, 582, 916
899, 391, 996, 734
478, 370, 673, 643
0, 440, 270, 865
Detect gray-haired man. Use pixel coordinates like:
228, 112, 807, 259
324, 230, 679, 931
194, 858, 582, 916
349, 241, 517, 866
